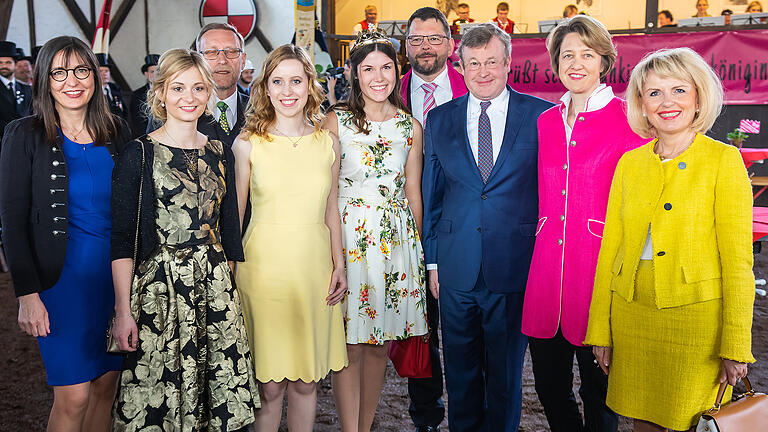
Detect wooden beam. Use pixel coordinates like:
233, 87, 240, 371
107, 53, 130, 92
61, 0, 93, 37
26, 0, 35, 48
89, 0, 96, 28
110, 0, 137, 42
144, 0, 149, 55
645, 0, 659, 32
0, 0, 14, 40
252, 27, 273, 53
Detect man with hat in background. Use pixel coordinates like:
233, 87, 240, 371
0, 41, 32, 141
95, 53, 128, 120
237, 58, 254, 97
13, 48, 33, 86
129, 54, 159, 136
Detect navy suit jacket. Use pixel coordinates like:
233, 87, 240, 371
422, 87, 553, 293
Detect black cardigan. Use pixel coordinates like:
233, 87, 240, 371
110, 135, 244, 265
0, 115, 131, 297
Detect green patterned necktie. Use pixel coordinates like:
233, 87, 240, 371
216, 101, 230, 134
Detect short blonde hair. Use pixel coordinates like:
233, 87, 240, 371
626, 47, 722, 138
546, 15, 615, 81
147, 49, 214, 123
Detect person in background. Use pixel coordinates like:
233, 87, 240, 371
128, 53, 159, 137
0, 41, 32, 140
693, 0, 711, 17
325, 59, 351, 107
563, 4, 579, 18
658, 10, 676, 27
1, 36, 130, 431
422, 23, 553, 431
451, 3, 475, 35
354, 5, 379, 33
747, 1, 763, 12
585, 47, 754, 432
111, 48, 258, 430
233, 44, 347, 432
401, 8, 468, 431
492, 2, 515, 34
14, 48, 33, 85
721, 9, 733, 25
95, 53, 128, 120
523, 16, 648, 432
328, 30, 428, 432
238, 58, 254, 96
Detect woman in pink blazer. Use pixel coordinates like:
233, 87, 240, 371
521, 16, 647, 432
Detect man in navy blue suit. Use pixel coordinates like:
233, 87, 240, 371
421, 24, 552, 431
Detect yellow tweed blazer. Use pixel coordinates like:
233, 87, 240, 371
584, 133, 755, 363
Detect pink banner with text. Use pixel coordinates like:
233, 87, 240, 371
507, 29, 768, 105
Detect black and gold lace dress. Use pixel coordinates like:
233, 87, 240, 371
113, 138, 259, 431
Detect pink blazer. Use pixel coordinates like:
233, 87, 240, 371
522, 96, 649, 346
400, 62, 468, 107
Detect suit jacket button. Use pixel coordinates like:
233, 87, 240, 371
578, 116, 585, 121
560, 215, 565, 221
561, 189, 566, 195
481, 194, 487, 200
657, 251, 666, 256
557, 238, 563, 245
562, 164, 568, 170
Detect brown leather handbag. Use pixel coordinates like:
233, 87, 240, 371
696, 376, 768, 432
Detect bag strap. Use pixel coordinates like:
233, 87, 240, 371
709, 375, 755, 414
132, 138, 145, 271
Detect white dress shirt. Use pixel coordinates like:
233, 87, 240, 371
410, 67, 453, 126
215, 90, 238, 129
467, 89, 509, 165
0, 74, 15, 91
559, 84, 614, 143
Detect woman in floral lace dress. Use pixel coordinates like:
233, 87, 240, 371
323, 32, 428, 432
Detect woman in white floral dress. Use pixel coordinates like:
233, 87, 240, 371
322, 32, 428, 432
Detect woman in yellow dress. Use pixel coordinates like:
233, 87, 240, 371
232, 44, 348, 431
584, 48, 754, 432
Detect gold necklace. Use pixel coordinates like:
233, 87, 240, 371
272, 124, 309, 147
163, 129, 199, 177
62, 124, 87, 143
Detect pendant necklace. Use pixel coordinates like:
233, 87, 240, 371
63, 124, 87, 143
273, 124, 309, 147
164, 129, 199, 178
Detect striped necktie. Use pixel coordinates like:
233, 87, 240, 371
421, 82, 438, 119
477, 101, 493, 183
217, 101, 231, 134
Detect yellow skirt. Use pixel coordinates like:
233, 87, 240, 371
608, 261, 730, 430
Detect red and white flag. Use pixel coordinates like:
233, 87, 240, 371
740, 119, 761, 134
92, 0, 113, 55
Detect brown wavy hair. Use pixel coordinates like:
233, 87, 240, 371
334, 41, 407, 135
32, 36, 117, 146
242, 44, 324, 140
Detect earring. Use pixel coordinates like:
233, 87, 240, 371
161, 102, 165, 108
642, 112, 646, 117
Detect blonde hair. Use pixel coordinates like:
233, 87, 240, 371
242, 44, 324, 140
546, 15, 615, 81
626, 47, 722, 139
146, 49, 214, 122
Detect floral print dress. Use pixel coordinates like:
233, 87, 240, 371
336, 109, 428, 345
113, 138, 258, 431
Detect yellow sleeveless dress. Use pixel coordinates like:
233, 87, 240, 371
236, 131, 348, 383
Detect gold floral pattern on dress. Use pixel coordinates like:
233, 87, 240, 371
113, 138, 258, 431
336, 109, 428, 345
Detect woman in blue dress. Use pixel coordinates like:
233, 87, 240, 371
0, 37, 131, 430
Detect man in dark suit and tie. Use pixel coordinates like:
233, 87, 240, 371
129, 54, 159, 137
148, 23, 248, 149
400, 7, 467, 432
0, 41, 32, 141
421, 24, 552, 432
95, 53, 128, 120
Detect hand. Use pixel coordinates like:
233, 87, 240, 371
428, 269, 439, 299
720, 359, 748, 386
326, 76, 337, 91
112, 315, 138, 352
228, 261, 236, 277
592, 346, 611, 375
18, 293, 50, 337
326, 266, 348, 306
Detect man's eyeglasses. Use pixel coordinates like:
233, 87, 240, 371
200, 48, 243, 60
406, 35, 449, 46
464, 59, 503, 71
49, 67, 92, 82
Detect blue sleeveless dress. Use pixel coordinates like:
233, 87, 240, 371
36, 134, 123, 386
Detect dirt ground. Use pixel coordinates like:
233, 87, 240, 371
2, 256, 767, 432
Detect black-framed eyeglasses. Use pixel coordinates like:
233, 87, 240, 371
49, 67, 92, 82
200, 48, 243, 60
406, 35, 449, 46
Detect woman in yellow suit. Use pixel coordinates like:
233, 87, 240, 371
584, 47, 755, 432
